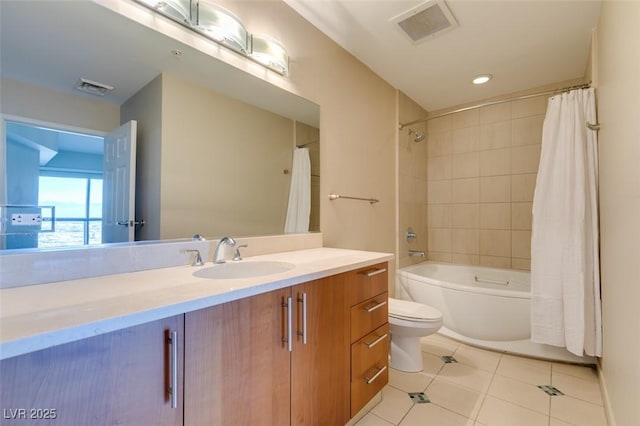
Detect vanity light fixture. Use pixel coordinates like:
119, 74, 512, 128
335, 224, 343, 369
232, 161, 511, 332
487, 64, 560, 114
136, 0, 191, 24
249, 35, 289, 75
472, 74, 492, 85
193, 0, 248, 53
133, 0, 289, 75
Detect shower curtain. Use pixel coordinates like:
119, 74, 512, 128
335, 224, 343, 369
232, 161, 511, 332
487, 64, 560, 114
284, 147, 311, 233
531, 87, 601, 357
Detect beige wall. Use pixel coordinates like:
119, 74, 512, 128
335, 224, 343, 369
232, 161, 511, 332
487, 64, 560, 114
124, 72, 295, 240
121, 75, 163, 241
596, 2, 640, 426
397, 92, 428, 270
424, 96, 547, 269
229, 2, 397, 255
0, 78, 120, 133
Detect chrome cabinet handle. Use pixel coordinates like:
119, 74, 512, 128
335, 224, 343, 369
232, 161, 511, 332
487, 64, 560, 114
364, 268, 387, 277
282, 297, 292, 352
364, 365, 387, 384
364, 333, 388, 349
167, 330, 178, 409
364, 300, 387, 313
297, 293, 307, 345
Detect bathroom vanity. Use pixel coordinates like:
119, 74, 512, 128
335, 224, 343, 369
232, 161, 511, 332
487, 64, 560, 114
0, 248, 391, 425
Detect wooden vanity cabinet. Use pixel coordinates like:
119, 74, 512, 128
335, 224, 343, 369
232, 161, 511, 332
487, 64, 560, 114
184, 273, 351, 426
347, 263, 390, 417
0, 315, 184, 426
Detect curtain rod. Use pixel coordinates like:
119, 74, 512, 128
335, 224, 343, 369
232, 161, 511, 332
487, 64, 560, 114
398, 82, 592, 129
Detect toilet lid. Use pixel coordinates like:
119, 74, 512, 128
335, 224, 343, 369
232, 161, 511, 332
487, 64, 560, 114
388, 298, 442, 321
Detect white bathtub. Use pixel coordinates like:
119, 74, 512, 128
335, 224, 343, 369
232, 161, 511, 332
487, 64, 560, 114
397, 262, 594, 364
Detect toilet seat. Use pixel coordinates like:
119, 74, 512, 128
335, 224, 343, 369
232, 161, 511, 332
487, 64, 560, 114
388, 298, 442, 322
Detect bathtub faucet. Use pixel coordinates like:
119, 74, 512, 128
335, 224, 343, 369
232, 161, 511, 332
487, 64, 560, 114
408, 250, 425, 257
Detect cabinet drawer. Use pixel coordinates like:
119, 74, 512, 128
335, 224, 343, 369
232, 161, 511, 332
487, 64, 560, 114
351, 324, 389, 381
347, 262, 389, 306
350, 292, 388, 343
351, 324, 389, 417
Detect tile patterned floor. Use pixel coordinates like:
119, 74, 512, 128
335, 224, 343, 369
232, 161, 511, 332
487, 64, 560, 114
355, 334, 608, 426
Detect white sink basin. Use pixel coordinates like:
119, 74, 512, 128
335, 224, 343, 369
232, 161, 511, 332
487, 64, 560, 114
193, 261, 296, 279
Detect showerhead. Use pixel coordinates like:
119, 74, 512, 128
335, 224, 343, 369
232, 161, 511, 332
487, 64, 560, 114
407, 128, 425, 143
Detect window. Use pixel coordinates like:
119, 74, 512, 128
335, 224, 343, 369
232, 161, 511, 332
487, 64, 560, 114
38, 176, 103, 248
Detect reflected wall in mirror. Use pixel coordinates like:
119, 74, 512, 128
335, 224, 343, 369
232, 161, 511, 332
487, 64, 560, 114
0, 0, 320, 251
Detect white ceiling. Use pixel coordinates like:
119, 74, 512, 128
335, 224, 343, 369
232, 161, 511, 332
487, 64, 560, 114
284, 0, 602, 111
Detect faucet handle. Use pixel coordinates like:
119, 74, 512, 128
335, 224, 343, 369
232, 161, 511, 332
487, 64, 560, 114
233, 244, 248, 261
186, 249, 204, 266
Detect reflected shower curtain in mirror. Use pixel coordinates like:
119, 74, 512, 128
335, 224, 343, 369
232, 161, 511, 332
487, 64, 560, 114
284, 147, 311, 233
531, 87, 601, 357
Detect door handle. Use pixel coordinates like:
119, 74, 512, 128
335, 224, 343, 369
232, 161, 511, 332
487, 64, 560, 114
167, 330, 178, 409
117, 219, 146, 227
297, 292, 307, 345
282, 297, 292, 352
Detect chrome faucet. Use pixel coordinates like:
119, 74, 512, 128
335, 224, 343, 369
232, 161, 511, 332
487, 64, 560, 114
213, 236, 237, 264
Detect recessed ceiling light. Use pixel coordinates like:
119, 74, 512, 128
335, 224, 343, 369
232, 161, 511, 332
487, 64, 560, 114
472, 74, 492, 85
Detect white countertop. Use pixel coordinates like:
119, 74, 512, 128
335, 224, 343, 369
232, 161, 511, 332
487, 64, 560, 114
0, 247, 393, 360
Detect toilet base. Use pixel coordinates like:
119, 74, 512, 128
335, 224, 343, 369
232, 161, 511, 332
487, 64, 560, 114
389, 334, 423, 372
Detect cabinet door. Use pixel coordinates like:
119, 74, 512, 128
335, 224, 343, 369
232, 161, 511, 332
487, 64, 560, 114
0, 316, 184, 426
184, 288, 291, 426
291, 275, 350, 425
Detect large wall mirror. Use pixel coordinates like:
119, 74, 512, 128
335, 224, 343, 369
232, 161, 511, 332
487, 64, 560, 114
0, 0, 320, 251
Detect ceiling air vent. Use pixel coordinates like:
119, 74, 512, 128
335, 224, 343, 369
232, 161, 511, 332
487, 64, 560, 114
75, 78, 114, 96
391, 0, 458, 43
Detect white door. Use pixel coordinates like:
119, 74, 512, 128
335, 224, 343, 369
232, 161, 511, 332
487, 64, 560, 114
102, 121, 137, 243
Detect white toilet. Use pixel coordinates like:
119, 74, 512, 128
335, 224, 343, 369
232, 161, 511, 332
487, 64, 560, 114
388, 297, 443, 372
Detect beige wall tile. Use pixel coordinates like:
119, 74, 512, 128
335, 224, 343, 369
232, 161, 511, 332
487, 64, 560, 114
480, 229, 512, 257
451, 204, 479, 229
453, 127, 479, 154
452, 178, 480, 203
452, 152, 480, 178
512, 258, 531, 271
512, 230, 532, 259
428, 131, 453, 157
511, 96, 548, 119
512, 115, 544, 146
453, 229, 480, 255
429, 228, 452, 252
480, 255, 512, 269
512, 202, 533, 230
399, 173, 415, 203
428, 180, 452, 204
452, 253, 480, 265
480, 176, 511, 202
480, 121, 511, 151
452, 108, 479, 129
480, 102, 511, 124
512, 144, 541, 174
429, 115, 452, 134
428, 155, 453, 181
427, 252, 453, 263
511, 173, 537, 202
480, 203, 511, 230
428, 204, 452, 228
480, 148, 511, 176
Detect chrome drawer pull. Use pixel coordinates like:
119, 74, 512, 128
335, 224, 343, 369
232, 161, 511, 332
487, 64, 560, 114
364, 300, 387, 313
364, 333, 388, 349
364, 365, 387, 384
364, 268, 387, 277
